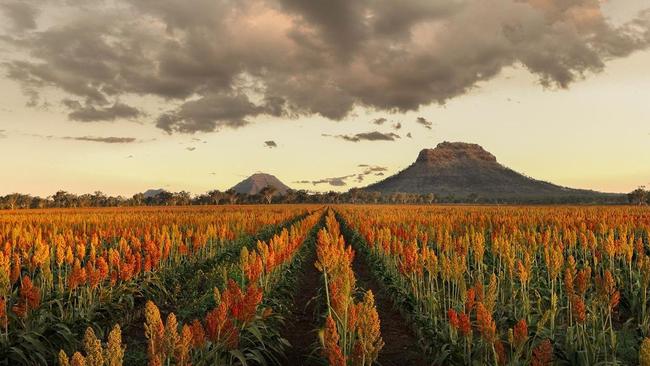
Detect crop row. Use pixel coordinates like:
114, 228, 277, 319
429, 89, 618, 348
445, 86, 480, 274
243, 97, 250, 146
57, 208, 323, 365
338, 205, 650, 365
315, 210, 383, 366
0, 205, 314, 365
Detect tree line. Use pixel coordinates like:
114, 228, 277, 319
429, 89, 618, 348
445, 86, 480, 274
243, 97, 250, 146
0, 188, 434, 209
0, 185, 641, 210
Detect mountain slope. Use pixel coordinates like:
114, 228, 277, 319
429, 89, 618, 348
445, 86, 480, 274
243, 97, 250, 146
231, 173, 290, 195
143, 189, 165, 198
365, 142, 623, 202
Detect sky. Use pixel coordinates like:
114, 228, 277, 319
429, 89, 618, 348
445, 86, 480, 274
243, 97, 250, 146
0, 0, 649, 197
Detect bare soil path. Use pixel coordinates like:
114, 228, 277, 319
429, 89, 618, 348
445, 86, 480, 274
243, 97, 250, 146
281, 247, 322, 365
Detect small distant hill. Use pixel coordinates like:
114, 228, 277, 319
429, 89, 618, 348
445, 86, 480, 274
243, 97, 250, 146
230, 173, 290, 195
143, 189, 165, 198
365, 141, 625, 203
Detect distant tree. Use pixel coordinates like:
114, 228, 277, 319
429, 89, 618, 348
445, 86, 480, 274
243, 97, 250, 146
192, 193, 210, 205
207, 190, 223, 205
29, 196, 47, 209
132, 193, 145, 206
348, 188, 361, 203
154, 190, 173, 206
296, 190, 309, 203
325, 191, 340, 204
283, 189, 298, 203
4, 193, 19, 210
354, 190, 369, 203
425, 193, 435, 204
78, 194, 92, 207
91, 191, 106, 206
628, 186, 648, 205
106, 196, 126, 207
368, 191, 381, 204
52, 190, 71, 207
259, 185, 277, 204
174, 191, 192, 206
224, 189, 238, 204
390, 192, 405, 204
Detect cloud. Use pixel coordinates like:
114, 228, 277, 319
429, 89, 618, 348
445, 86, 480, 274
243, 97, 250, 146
323, 131, 401, 142
393, 122, 402, 130
416, 117, 433, 129
0, 2, 39, 31
296, 164, 389, 188
156, 93, 280, 133
2, 0, 649, 133
62, 136, 139, 143
359, 165, 388, 175
186, 146, 196, 151
372, 117, 387, 125
315, 176, 352, 186
406, 132, 412, 138
0, 130, 6, 138
63, 100, 143, 122
264, 140, 277, 148
298, 174, 356, 187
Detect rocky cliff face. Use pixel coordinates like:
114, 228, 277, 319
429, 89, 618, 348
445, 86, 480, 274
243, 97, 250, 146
365, 141, 620, 202
416, 142, 498, 165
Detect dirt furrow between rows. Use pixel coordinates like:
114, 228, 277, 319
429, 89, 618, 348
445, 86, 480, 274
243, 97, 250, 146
350, 232, 429, 366
280, 243, 322, 365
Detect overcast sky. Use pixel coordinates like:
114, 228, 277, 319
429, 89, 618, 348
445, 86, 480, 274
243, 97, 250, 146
0, 0, 648, 196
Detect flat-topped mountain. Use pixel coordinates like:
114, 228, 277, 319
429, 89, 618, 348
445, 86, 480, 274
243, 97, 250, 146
231, 173, 290, 195
365, 142, 624, 202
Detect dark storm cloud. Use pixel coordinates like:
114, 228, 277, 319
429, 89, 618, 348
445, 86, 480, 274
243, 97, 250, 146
264, 140, 277, 148
323, 131, 400, 142
62, 136, 138, 143
0, 2, 39, 31
277, 0, 368, 57
2, 0, 649, 133
156, 93, 268, 133
416, 117, 433, 129
371, 0, 461, 37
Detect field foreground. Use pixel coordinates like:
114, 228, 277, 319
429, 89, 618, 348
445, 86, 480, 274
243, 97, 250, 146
1, 205, 649, 365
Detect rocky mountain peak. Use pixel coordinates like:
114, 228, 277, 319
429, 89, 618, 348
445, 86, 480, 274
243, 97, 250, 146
416, 141, 498, 164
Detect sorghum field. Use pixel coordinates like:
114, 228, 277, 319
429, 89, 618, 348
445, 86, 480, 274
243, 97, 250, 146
2, 205, 650, 365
